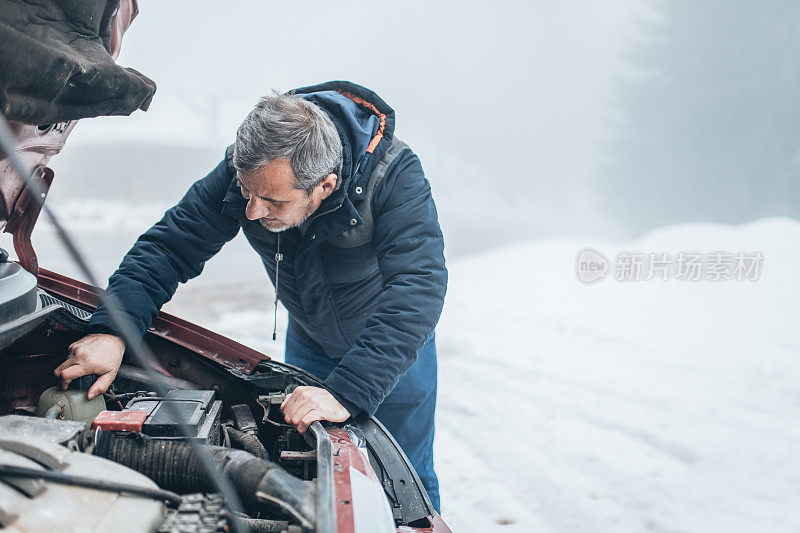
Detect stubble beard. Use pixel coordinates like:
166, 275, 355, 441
259, 196, 317, 233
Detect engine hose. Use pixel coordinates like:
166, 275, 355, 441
93, 433, 315, 528
44, 403, 64, 419
225, 426, 269, 460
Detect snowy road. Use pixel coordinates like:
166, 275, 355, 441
163, 217, 799, 532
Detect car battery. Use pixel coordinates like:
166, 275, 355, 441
122, 389, 222, 444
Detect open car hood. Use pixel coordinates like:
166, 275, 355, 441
0, 0, 155, 125
0, 0, 152, 276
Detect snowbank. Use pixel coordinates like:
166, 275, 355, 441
435, 217, 800, 532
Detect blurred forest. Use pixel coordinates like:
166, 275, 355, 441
604, 0, 800, 233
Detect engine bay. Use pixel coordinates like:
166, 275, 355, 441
0, 277, 437, 532
0, 362, 331, 532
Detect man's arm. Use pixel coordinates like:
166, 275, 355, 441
56, 155, 240, 395
283, 149, 447, 427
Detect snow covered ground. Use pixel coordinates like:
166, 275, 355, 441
25, 216, 799, 531
432, 217, 800, 532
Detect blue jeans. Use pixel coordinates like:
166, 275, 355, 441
285, 328, 441, 513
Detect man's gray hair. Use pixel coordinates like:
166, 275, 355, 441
233, 92, 343, 193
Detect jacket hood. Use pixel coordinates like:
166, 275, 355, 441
291, 81, 396, 216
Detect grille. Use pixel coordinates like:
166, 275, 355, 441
39, 291, 91, 320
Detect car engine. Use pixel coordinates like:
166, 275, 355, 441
0, 374, 321, 533
0, 265, 438, 532
0, 299, 342, 533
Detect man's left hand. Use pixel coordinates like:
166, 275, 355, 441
280, 386, 351, 434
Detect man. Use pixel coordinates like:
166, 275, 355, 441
54, 81, 447, 511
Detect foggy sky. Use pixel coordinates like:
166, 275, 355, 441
50, 1, 641, 249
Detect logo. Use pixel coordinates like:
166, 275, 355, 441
576, 248, 609, 284
574, 248, 762, 284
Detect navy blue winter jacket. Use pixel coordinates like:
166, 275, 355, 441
88, 81, 447, 417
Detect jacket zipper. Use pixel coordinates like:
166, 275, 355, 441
272, 157, 363, 339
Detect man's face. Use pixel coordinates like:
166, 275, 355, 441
237, 158, 331, 232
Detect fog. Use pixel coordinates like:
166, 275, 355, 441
41, 0, 641, 263
33, 0, 799, 272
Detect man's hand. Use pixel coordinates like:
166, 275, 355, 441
54, 334, 125, 400
280, 386, 351, 434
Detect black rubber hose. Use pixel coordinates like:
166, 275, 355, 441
226, 426, 269, 460
94, 434, 265, 508
94, 433, 315, 527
